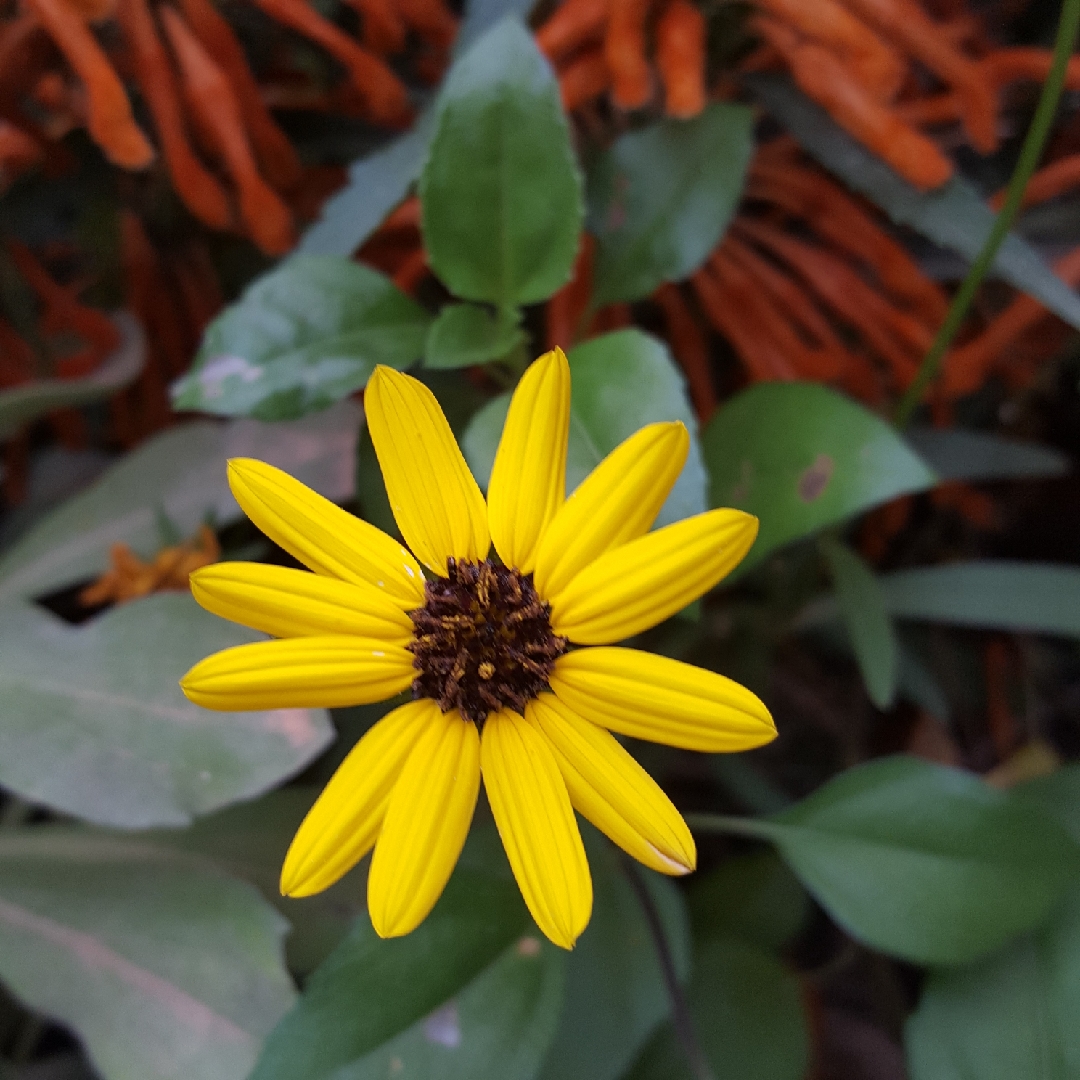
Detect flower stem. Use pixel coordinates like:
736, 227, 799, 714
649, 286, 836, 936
622, 858, 717, 1080
892, 0, 1080, 428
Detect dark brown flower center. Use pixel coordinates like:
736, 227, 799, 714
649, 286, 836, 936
408, 558, 567, 724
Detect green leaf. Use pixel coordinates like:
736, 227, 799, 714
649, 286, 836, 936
419, 17, 582, 306
878, 561, 1080, 638
0, 314, 143, 440
820, 537, 899, 709
0, 405, 359, 603
171, 257, 431, 421
462, 329, 706, 528
536, 837, 689, 1080
753, 756, 1078, 965
0, 594, 333, 827
0, 833, 295, 1080
424, 303, 525, 369
297, 115, 435, 257
747, 74, 1080, 331
251, 860, 563, 1080
1016, 765, 1080, 846
702, 382, 936, 571
905, 886, 1080, 1080
587, 104, 754, 305
627, 938, 808, 1080
905, 428, 1069, 482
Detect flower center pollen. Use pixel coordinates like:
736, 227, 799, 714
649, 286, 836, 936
408, 559, 567, 724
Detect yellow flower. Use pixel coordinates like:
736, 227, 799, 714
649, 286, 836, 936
180, 349, 775, 949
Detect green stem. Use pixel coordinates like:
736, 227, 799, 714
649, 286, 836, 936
892, 0, 1080, 428
683, 812, 779, 841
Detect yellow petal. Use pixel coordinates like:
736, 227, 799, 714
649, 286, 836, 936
526, 693, 695, 876
365, 366, 490, 575
281, 699, 437, 897
180, 636, 414, 711
549, 648, 776, 753
533, 422, 689, 601
191, 562, 415, 641
488, 349, 570, 573
228, 458, 424, 609
481, 710, 592, 949
549, 509, 758, 644
367, 709, 480, 938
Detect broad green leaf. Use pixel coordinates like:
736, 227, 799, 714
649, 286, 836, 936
424, 303, 525, 369
587, 104, 754, 305
0, 834, 295, 1080
0, 313, 143, 440
0, 404, 359, 603
906, 428, 1069, 482
297, 114, 434, 257
627, 938, 808, 1080
420, 17, 582, 306
906, 886, 1080, 1080
878, 562, 1080, 638
251, 859, 561, 1080
1017, 766, 1080, 846
536, 836, 690, 1080
703, 382, 936, 570
820, 537, 898, 709
747, 75, 1080, 331
462, 329, 706, 528
747, 756, 1078, 965
0, 594, 332, 828
171, 257, 430, 420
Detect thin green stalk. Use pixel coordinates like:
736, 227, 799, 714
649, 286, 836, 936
893, 0, 1080, 428
683, 812, 778, 841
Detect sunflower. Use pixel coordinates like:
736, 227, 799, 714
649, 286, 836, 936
180, 348, 776, 948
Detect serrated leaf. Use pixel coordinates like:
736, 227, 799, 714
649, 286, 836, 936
0, 314, 143, 440
462, 329, 706, 528
906, 428, 1069, 482
702, 382, 936, 571
420, 17, 582, 306
748, 74, 1080, 331
0, 594, 332, 827
0, 833, 295, 1080
172, 257, 430, 420
587, 104, 754, 305
424, 303, 525, 369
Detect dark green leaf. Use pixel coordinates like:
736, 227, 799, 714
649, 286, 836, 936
702, 382, 936, 571
906, 428, 1069, 482
0, 594, 333, 827
627, 938, 808, 1080
172, 257, 431, 420
905, 886, 1080, 1080
536, 837, 689, 1080
424, 303, 525, 369
297, 115, 434, 257
1016, 765, 1080, 847
0, 833, 295, 1080
420, 17, 582, 306
0, 314, 143, 440
878, 562, 1080, 638
587, 104, 754, 305
754, 756, 1078, 964
0, 405, 360, 603
748, 74, 1080, 331
462, 329, 706, 527
820, 537, 899, 709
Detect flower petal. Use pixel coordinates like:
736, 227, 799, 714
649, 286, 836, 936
367, 709, 480, 938
180, 636, 414, 711
481, 710, 592, 949
365, 366, 490, 575
228, 458, 424, 608
191, 562, 415, 641
533, 422, 689, 601
488, 348, 570, 573
281, 699, 437, 897
527, 694, 695, 876
549, 509, 758, 644
550, 648, 776, 753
